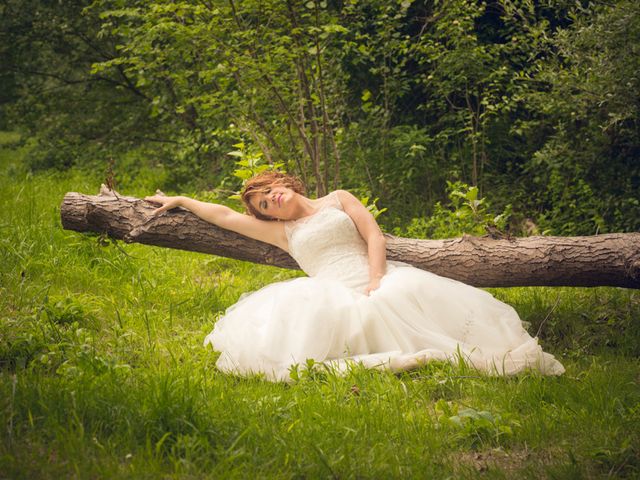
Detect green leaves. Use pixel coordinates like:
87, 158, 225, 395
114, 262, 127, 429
359, 195, 387, 219
229, 142, 284, 187
434, 400, 519, 449
396, 181, 512, 239
3, 0, 638, 231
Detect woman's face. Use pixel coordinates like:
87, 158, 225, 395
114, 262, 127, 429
249, 184, 296, 220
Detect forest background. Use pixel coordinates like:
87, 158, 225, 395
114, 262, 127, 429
2, 0, 639, 235
1, 0, 640, 478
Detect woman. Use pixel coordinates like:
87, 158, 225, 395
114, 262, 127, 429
145, 171, 564, 381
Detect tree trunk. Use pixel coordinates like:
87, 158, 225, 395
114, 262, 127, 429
60, 186, 640, 289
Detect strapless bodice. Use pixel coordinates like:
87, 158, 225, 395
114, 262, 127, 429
284, 194, 371, 289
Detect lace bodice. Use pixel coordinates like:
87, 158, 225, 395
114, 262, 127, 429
284, 192, 371, 289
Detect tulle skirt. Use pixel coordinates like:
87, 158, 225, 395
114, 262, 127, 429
204, 264, 564, 382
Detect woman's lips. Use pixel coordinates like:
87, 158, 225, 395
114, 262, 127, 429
278, 193, 282, 207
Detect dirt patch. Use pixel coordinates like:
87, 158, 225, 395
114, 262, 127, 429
452, 447, 566, 475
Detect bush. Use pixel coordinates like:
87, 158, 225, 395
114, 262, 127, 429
396, 181, 511, 239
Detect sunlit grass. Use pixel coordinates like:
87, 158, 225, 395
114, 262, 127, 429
0, 134, 638, 478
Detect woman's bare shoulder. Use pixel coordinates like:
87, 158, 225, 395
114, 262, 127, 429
315, 190, 350, 209
331, 190, 360, 207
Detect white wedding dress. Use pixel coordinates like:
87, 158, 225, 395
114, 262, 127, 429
204, 192, 564, 381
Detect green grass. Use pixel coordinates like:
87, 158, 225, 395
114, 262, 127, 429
1, 133, 638, 478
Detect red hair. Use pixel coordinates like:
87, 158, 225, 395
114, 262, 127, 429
241, 171, 305, 220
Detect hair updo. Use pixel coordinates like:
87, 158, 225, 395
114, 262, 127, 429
241, 171, 306, 220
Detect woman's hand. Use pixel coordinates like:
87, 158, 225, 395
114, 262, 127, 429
364, 277, 381, 296
144, 194, 184, 216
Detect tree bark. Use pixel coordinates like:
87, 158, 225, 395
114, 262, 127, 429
60, 186, 640, 289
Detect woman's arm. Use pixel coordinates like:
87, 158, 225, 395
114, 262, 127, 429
335, 190, 387, 295
144, 194, 288, 250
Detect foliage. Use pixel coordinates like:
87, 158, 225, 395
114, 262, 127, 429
0, 0, 167, 172
87, 0, 354, 195
398, 181, 511, 239
516, 0, 640, 234
435, 399, 519, 450
1, 0, 638, 232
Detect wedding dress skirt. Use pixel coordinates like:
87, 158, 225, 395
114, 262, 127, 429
204, 193, 564, 382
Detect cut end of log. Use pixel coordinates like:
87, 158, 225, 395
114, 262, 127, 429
60, 193, 89, 232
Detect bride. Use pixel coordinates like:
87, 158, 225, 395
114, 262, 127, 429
145, 171, 564, 381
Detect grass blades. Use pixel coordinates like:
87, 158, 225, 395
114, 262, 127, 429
0, 134, 638, 478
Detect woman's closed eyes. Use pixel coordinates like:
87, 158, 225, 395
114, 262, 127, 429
260, 188, 271, 211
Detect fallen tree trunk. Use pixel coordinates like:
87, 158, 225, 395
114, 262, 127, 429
60, 186, 640, 289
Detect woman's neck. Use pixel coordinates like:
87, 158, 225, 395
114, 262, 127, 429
289, 193, 320, 220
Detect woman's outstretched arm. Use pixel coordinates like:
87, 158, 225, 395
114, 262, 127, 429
335, 190, 387, 295
144, 194, 288, 251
